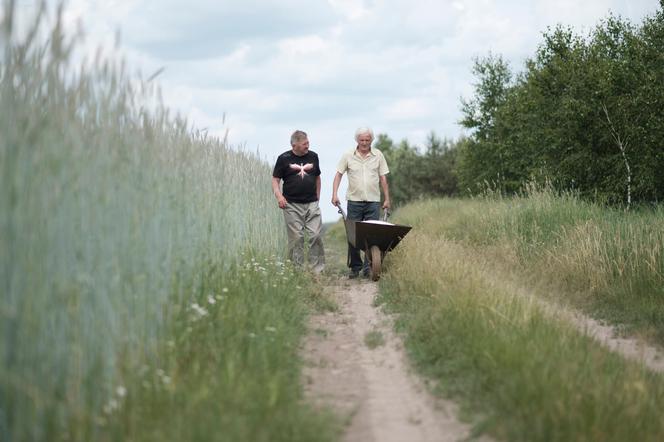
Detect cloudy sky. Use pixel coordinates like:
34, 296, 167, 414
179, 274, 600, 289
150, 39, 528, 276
15, 0, 660, 221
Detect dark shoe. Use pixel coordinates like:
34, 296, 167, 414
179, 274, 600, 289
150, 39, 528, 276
348, 270, 360, 279
362, 269, 370, 278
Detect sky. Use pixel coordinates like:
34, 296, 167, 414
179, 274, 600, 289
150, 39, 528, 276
13, 0, 661, 222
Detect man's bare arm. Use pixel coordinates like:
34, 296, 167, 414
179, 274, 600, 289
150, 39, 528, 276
379, 175, 391, 210
331, 172, 343, 206
272, 177, 287, 209
316, 175, 321, 201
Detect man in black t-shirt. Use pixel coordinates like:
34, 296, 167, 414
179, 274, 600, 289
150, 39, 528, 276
272, 130, 325, 273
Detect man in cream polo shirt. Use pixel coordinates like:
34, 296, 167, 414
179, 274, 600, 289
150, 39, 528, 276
332, 127, 391, 278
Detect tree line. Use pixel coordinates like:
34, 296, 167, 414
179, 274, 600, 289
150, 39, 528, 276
374, 132, 460, 207
380, 3, 664, 208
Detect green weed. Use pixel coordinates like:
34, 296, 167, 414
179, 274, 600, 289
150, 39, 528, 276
364, 330, 385, 349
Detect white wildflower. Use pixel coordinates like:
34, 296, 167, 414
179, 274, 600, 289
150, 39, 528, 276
207, 295, 216, 305
190, 302, 208, 318
103, 398, 119, 414
116, 386, 127, 398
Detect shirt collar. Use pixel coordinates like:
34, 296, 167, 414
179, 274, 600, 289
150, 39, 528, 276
353, 148, 375, 158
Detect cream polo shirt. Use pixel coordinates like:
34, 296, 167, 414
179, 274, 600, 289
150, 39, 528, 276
336, 148, 389, 202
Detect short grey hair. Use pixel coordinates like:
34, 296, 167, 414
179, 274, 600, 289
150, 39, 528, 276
290, 130, 308, 145
354, 127, 374, 142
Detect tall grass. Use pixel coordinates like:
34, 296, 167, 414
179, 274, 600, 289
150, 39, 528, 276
1, 4, 335, 440
379, 232, 664, 441
395, 188, 664, 342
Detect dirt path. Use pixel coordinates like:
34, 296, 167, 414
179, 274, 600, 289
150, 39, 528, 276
560, 307, 664, 372
486, 269, 664, 373
303, 278, 484, 442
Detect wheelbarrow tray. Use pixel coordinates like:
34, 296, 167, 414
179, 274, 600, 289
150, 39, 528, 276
344, 219, 412, 253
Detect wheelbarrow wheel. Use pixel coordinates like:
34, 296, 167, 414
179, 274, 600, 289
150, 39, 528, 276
370, 245, 382, 281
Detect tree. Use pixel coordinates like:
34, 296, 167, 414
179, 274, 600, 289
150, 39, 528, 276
376, 133, 460, 206
460, 54, 512, 142
423, 132, 458, 197
457, 54, 513, 192
457, 9, 664, 205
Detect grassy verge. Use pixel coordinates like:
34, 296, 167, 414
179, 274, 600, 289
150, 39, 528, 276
102, 256, 339, 442
379, 230, 664, 441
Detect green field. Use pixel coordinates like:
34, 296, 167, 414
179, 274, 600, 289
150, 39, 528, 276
1, 9, 338, 441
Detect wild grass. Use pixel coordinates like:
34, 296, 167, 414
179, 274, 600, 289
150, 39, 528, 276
1, 4, 337, 441
394, 189, 664, 343
379, 230, 664, 441
104, 257, 338, 442
363, 330, 385, 349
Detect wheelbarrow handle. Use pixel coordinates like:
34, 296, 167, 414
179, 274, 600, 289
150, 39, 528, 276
335, 202, 347, 220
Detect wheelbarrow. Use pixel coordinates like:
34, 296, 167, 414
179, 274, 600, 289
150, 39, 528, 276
336, 203, 412, 281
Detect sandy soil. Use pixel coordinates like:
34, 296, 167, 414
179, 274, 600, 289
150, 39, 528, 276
303, 278, 485, 442
563, 309, 664, 372
514, 286, 664, 372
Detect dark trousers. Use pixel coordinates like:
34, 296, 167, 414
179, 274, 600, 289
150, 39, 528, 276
347, 201, 381, 273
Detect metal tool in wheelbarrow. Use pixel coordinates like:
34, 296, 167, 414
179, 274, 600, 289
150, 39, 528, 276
335, 203, 412, 281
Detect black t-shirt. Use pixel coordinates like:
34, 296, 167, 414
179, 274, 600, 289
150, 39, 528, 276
272, 150, 321, 203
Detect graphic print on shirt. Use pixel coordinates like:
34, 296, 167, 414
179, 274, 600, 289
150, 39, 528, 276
289, 163, 314, 179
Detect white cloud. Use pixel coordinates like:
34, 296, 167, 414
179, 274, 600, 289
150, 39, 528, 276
379, 98, 434, 121
327, 0, 369, 20
278, 34, 330, 56
119, 0, 342, 60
